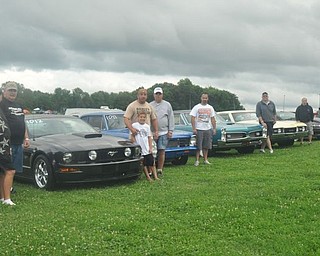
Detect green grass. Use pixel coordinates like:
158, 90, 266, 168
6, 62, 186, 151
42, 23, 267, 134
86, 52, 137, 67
1, 142, 320, 255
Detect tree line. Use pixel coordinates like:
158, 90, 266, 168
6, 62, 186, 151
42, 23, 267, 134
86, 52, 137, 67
2, 78, 244, 113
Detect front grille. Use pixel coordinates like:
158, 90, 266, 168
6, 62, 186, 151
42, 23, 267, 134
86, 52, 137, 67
284, 128, 296, 133
226, 133, 246, 140
249, 131, 263, 138
167, 138, 190, 147
73, 148, 128, 164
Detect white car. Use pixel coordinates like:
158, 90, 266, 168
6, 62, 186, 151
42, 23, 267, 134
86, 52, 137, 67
218, 110, 308, 147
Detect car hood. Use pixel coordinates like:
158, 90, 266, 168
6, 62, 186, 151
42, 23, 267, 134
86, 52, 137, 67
102, 128, 130, 139
237, 120, 306, 128
216, 122, 262, 132
31, 133, 133, 151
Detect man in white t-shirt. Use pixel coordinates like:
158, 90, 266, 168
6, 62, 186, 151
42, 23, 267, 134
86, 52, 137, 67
190, 93, 216, 166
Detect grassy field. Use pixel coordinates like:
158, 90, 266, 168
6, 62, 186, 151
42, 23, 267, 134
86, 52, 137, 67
1, 141, 320, 255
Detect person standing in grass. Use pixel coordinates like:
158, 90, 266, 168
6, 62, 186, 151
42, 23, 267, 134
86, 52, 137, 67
295, 97, 314, 144
0, 90, 16, 206
190, 93, 216, 166
256, 92, 276, 154
130, 111, 159, 182
150, 87, 174, 176
0, 81, 30, 194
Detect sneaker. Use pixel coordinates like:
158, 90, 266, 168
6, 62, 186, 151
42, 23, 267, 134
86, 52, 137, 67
260, 149, 265, 153
204, 160, 211, 165
194, 161, 199, 166
270, 149, 274, 154
2, 199, 16, 206
157, 169, 163, 175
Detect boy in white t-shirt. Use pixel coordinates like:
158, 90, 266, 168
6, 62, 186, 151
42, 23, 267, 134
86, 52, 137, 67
130, 112, 159, 181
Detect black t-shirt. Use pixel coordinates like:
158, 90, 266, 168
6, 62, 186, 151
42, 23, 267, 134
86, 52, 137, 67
0, 98, 26, 145
0, 108, 14, 170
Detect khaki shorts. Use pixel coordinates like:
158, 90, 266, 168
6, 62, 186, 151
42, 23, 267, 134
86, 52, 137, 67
196, 129, 213, 150
306, 121, 314, 135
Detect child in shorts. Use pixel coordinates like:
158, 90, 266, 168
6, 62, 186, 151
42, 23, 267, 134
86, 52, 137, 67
130, 111, 159, 181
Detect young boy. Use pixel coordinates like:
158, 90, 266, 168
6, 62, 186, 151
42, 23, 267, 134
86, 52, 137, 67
130, 111, 159, 181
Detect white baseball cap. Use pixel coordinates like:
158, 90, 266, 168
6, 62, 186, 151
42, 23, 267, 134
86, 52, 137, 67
154, 87, 163, 94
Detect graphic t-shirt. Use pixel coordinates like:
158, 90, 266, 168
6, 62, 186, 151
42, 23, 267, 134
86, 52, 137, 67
0, 98, 26, 144
131, 122, 152, 155
124, 100, 157, 126
190, 103, 216, 130
0, 108, 14, 170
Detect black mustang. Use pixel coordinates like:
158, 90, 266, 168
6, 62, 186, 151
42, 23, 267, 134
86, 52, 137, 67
17, 115, 142, 190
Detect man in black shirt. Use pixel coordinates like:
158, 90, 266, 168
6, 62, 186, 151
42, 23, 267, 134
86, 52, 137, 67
295, 97, 314, 144
0, 81, 30, 186
0, 90, 16, 206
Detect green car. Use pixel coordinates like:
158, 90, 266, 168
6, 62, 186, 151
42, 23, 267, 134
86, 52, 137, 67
174, 110, 267, 154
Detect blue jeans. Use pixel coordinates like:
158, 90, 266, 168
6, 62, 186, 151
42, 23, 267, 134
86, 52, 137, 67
157, 134, 169, 150
11, 144, 23, 173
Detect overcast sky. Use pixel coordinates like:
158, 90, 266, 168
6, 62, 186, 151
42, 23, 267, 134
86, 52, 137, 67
1, 0, 320, 111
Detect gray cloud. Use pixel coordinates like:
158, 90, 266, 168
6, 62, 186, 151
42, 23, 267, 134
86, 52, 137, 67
1, 0, 320, 110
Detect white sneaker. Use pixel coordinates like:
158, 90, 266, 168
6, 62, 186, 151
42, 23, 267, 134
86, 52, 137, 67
194, 161, 199, 166
2, 199, 16, 206
270, 149, 274, 154
204, 160, 211, 165
260, 149, 265, 153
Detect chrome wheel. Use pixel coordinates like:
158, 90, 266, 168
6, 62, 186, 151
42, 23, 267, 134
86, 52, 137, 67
33, 155, 54, 189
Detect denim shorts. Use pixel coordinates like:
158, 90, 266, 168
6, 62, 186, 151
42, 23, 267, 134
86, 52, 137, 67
157, 134, 169, 150
11, 144, 23, 173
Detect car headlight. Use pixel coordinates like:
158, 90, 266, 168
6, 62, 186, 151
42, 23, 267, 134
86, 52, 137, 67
63, 153, 72, 163
88, 150, 97, 160
124, 147, 131, 157
262, 127, 267, 138
190, 135, 196, 146
135, 147, 141, 157
221, 128, 226, 142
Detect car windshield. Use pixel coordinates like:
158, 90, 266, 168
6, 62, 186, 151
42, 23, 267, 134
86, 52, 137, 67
179, 112, 226, 124
277, 112, 295, 121
231, 112, 257, 122
26, 117, 97, 138
105, 113, 126, 129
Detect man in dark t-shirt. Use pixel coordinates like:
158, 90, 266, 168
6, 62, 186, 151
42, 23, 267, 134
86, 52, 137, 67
0, 81, 30, 175
0, 90, 17, 205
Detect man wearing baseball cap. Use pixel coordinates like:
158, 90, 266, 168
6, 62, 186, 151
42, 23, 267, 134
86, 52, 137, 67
150, 87, 174, 175
0, 81, 30, 196
0, 89, 16, 205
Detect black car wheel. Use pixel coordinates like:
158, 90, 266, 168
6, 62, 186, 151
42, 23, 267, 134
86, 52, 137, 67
237, 146, 255, 154
33, 155, 55, 190
171, 155, 188, 165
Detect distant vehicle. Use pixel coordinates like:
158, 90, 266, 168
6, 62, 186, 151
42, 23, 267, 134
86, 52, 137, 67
218, 110, 308, 147
64, 107, 121, 117
20, 115, 142, 190
276, 111, 320, 140
78, 110, 197, 165
174, 110, 267, 154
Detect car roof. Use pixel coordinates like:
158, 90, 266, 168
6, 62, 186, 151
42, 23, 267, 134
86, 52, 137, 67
80, 110, 124, 116
26, 114, 78, 120
218, 110, 254, 114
